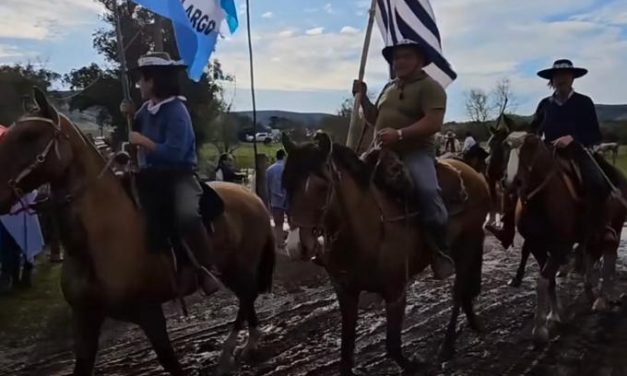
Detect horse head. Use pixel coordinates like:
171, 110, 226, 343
0, 88, 75, 213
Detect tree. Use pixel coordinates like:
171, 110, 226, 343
0, 63, 60, 124
68, 0, 230, 147
320, 98, 352, 142
464, 89, 490, 125
492, 78, 518, 115
64, 63, 105, 90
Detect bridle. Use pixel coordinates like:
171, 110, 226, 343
6, 116, 68, 213
517, 138, 558, 204
5, 115, 114, 214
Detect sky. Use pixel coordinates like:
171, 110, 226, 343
1, 0, 626, 121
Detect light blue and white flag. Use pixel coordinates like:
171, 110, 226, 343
0, 191, 44, 264
133, 0, 239, 81
375, 0, 456, 88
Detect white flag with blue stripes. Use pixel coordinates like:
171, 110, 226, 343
375, 0, 457, 88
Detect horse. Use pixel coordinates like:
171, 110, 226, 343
461, 143, 490, 175
505, 132, 626, 343
282, 132, 490, 375
0, 88, 276, 376
597, 142, 619, 165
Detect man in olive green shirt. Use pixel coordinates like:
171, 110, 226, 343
353, 39, 454, 280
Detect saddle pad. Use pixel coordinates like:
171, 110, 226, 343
200, 182, 225, 224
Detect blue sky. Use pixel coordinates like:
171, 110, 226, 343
1, 0, 626, 121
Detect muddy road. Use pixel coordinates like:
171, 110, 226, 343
2, 233, 627, 376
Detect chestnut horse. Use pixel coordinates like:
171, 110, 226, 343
506, 133, 626, 343
0, 89, 275, 376
282, 132, 490, 375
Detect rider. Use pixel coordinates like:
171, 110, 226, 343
352, 39, 455, 280
490, 59, 611, 248
121, 52, 221, 295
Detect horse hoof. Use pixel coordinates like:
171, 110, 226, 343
390, 353, 425, 372
593, 297, 610, 312
547, 311, 562, 324
508, 278, 522, 288
469, 317, 484, 333
532, 326, 549, 344
216, 354, 236, 376
438, 345, 456, 362
240, 346, 257, 363
340, 367, 360, 376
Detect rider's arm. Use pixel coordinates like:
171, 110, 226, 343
529, 99, 547, 136
146, 103, 193, 162
360, 96, 378, 125
400, 80, 446, 140
581, 95, 602, 148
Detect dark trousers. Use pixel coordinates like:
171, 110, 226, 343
0, 223, 22, 282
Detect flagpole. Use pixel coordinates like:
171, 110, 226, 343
346, 0, 378, 149
114, 1, 133, 140
245, 0, 261, 197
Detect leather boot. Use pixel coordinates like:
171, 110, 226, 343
183, 223, 222, 296
424, 225, 455, 280
18, 262, 33, 289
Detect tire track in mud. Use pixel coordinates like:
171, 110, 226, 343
3, 236, 627, 376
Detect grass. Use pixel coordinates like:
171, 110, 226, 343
199, 142, 284, 170
0, 259, 70, 346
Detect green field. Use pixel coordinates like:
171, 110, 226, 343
199, 142, 284, 171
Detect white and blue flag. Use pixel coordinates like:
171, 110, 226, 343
133, 0, 239, 81
375, 0, 457, 88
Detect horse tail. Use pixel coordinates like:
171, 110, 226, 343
257, 233, 276, 294
596, 154, 627, 193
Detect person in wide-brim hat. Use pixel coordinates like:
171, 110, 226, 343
130, 51, 187, 72
536, 59, 588, 80
381, 39, 434, 66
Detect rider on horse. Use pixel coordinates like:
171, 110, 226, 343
490, 59, 612, 249
352, 39, 455, 280
121, 52, 221, 295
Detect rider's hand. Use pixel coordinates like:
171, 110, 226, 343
552, 135, 574, 149
129, 131, 155, 150
120, 100, 136, 117
377, 128, 401, 147
352, 80, 367, 97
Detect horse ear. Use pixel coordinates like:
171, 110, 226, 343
314, 131, 332, 159
32, 86, 58, 121
281, 132, 295, 154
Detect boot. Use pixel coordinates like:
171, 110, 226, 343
17, 262, 33, 289
183, 223, 222, 296
424, 225, 455, 280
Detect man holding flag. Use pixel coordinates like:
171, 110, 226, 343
352, 0, 457, 280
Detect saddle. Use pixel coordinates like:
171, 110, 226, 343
361, 148, 468, 217
555, 154, 583, 202
122, 169, 225, 255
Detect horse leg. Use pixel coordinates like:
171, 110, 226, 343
533, 257, 560, 344
547, 277, 563, 323
337, 289, 359, 376
72, 309, 104, 376
439, 295, 460, 361
594, 244, 618, 312
242, 295, 262, 361
385, 293, 421, 371
216, 299, 247, 376
583, 249, 599, 302
509, 241, 531, 288
136, 306, 184, 376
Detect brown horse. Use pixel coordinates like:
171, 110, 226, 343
0, 88, 275, 376
282, 132, 489, 375
506, 133, 625, 343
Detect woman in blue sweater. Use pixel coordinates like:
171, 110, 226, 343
490, 59, 611, 249
122, 52, 220, 295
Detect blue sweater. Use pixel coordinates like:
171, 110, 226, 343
134, 98, 198, 170
531, 92, 601, 148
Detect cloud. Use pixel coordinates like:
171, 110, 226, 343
323, 3, 335, 14
340, 26, 360, 35
305, 27, 325, 36
215, 0, 627, 118
261, 12, 273, 19
0, 0, 103, 40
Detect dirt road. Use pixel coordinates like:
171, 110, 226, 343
1, 234, 627, 376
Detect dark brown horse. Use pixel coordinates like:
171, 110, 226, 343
282, 132, 490, 375
506, 133, 625, 342
0, 88, 275, 376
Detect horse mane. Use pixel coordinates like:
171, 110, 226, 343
330, 143, 372, 189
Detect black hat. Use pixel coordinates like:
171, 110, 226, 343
382, 39, 433, 66
537, 59, 588, 80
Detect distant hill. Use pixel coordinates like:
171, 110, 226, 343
596, 104, 627, 123
234, 110, 335, 129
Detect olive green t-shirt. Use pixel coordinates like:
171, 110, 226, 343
374, 70, 447, 156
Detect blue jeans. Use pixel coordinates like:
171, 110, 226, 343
402, 151, 448, 228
